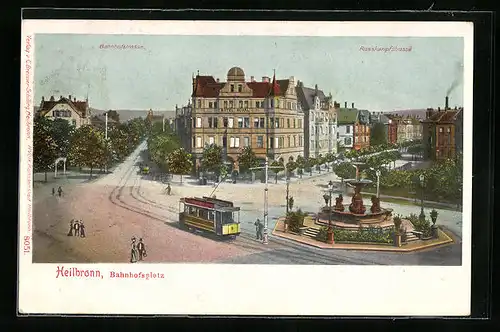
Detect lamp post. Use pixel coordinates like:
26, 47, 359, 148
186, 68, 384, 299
370, 167, 381, 198
104, 111, 108, 173
285, 176, 290, 232
327, 180, 335, 244
419, 174, 425, 220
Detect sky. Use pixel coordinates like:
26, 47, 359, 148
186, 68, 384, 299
33, 34, 464, 111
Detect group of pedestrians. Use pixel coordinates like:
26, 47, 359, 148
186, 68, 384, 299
130, 236, 147, 263
67, 219, 86, 237
52, 186, 63, 197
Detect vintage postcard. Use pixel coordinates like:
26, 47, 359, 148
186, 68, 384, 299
19, 20, 473, 316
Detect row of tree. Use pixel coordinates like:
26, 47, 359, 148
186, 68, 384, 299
33, 116, 148, 180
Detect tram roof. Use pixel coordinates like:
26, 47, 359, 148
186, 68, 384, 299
180, 196, 239, 210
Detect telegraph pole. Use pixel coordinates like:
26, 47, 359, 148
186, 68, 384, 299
104, 111, 108, 173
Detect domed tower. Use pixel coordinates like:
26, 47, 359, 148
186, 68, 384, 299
227, 66, 245, 82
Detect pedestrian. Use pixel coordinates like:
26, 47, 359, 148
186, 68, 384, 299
166, 183, 171, 196
258, 220, 265, 241
67, 219, 74, 236
130, 237, 138, 263
52, 188, 55, 196
137, 238, 147, 261
57, 186, 63, 197
73, 219, 80, 237
79, 220, 86, 238
254, 219, 263, 240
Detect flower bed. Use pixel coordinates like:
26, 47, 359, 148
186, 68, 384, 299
316, 225, 395, 244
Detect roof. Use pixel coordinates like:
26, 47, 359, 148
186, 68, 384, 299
295, 84, 327, 110
424, 109, 462, 124
192, 72, 290, 98
370, 113, 390, 124
91, 115, 118, 123
337, 108, 359, 125
358, 109, 371, 125
385, 109, 427, 120
38, 96, 89, 118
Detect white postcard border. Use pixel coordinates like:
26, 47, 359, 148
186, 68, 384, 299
19, 20, 473, 316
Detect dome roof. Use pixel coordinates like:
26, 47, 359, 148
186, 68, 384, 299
227, 66, 245, 81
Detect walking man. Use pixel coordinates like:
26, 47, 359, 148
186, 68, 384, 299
52, 188, 55, 196
137, 238, 146, 261
130, 237, 138, 263
73, 219, 80, 237
166, 183, 171, 196
254, 219, 263, 240
67, 219, 74, 236
57, 186, 63, 197
79, 220, 86, 238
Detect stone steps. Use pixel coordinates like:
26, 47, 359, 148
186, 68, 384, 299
304, 228, 320, 239
405, 232, 419, 242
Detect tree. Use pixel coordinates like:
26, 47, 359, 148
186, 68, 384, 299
201, 144, 223, 174
33, 117, 58, 182
238, 146, 259, 174
333, 162, 356, 183
148, 133, 180, 171
286, 160, 297, 178
166, 148, 192, 184
50, 118, 75, 158
296, 155, 305, 178
106, 110, 120, 123
270, 160, 284, 184
108, 126, 130, 162
307, 157, 317, 175
67, 125, 106, 178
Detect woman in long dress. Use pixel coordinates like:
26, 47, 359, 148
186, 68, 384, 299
67, 219, 74, 236
130, 237, 138, 263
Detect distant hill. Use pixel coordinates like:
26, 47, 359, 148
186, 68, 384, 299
89, 109, 176, 123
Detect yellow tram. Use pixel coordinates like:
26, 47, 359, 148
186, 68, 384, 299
179, 196, 241, 238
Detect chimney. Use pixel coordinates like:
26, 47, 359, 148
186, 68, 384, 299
345, 102, 347, 108
50, 96, 55, 101
262, 76, 269, 83
74, 98, 76, 102
352, 103, 354, 108
60, 95, 63, 100
315, 84, 318, 92
41, 96, 44, 102
69, 94, 72, 100
216, 78, 220, 83
250, 76, 254, 82
192, 77, 196, 93
445, 96, 449, 110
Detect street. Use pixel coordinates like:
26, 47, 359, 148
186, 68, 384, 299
32, 141, 462, 265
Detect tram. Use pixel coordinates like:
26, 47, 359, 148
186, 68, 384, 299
178, 196, 241, 238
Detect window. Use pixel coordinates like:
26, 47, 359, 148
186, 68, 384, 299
293, 119, 296, 128
196, 117, 202, 128
293, 136, 296, 147
337, 132, 340, 139
244, 100, 248, 108
287, 118, 290, 128
299, 136, 303, 147
228, 118, 234, 128
222, 136, 227, 148
270, 118, 274, 128
224, 101, 228, 109
209, 102, 213, 108
275, 118, 280, 128
346, 126, 351, 133
208, 136, 214, 145
345, 137, 352, 145
238, 117, 243, 128
214, 101, 218, 109
439, 127, 443, 133
446, 127, 451, 133
208, 117, 214, 128
260, 118, 265, 128
230, 84, 234, 92
269, 137, 274, 148
196, 137, 202, 148
287, 136, 291, 147
288, 102, 291, 109
298, 119, 302, 128
239, 100, 243, 108
254, 118, 259, 128
275, 137, 279, 148
229, 101, 233, 108
256, 101, 260, 108
213, 117, 218, 128
277, 100, 280, 108
311, 140, 315, 149
223, 117, 228, 128
230, 137, 240, 148
243, 117, 250, 128
257, 136, 264, 148
238, 85, 242, 92
244, 137, 250, 147
72, 119, 76, 126
197, 100, 201, 108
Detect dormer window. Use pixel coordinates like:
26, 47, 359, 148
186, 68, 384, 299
230, 84, 235, 92
238, 85, 242, 92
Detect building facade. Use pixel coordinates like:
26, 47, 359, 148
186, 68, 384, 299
355, 109, 371, 150
337, 106, 371, 150
190, 67, 304, 169
174, 103, 193, 152
36, 95, 91, 128
295, 82, 338, 159
422, 97, 463, 161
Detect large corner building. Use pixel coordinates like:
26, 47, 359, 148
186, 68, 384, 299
189, 67, 305, 170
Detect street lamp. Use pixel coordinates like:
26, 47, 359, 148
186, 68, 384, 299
419, 174, 425, 220
326, 180, 335, 244
370, 167, 381, 198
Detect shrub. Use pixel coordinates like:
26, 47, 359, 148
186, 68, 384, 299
333, 226, 394, 244
316, 226, 329, 242
287, 209, 307, 233
407, 214, 432, 237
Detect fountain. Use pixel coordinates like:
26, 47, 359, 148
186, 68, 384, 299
317, 165, 394, 230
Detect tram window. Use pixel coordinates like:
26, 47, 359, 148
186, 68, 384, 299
208, 211, 215, 221
221, 212, 234, 224
199, 209, 209, 219
188, 206, 197, 215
